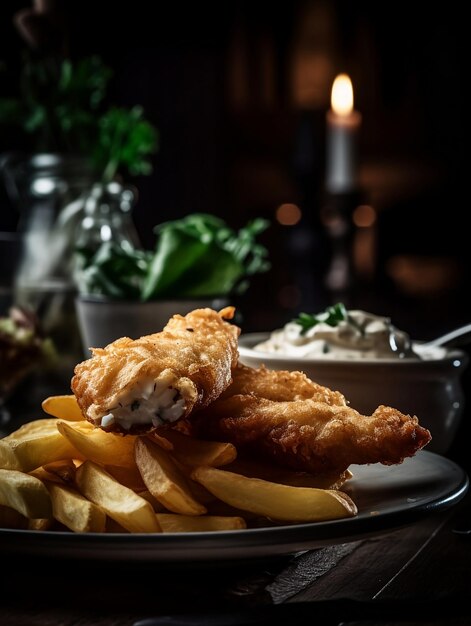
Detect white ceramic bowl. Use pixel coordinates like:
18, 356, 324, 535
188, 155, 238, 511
238, 332, 469, 454
75, 296, 229, 355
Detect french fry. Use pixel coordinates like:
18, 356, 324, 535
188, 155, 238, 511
42, 459, 77, 484
41, 395, 84, 421
1, 420, 70, 471
28, 518, 53, 531
105, 517, 129, 533
225, 458, 353, 490
1, 429, 82, 472
135, 437, 207, 516
159, 430, 237, 467
204, 499, 263, 522
147, 432, 174, 451
138, 489, 169, 513
29, 467, 65, 485
0, 441, 21, 471
57, 420, 136, 468
0, 469, 52, 518
156, 513, 246, 533
76, 461, 160, 533
3, 419, 63, 442
168, 454, 217, 505
185, 477, 217, 506
47, 482, 106, 533
191, 466, 358, 522
104, 464, 146, 492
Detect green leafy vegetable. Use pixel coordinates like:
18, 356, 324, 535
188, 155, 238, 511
0, 55, 158, 182
293, 303, 348, 335
75, 241, 152, 300
75, 213, 270, 300
94, 106, 159, 182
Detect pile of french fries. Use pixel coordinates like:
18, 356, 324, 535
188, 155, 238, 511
0, 395, 357, 533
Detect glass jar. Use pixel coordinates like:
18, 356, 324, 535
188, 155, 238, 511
0, 152, 98, 391
2, 153, 96, 311
75, 181, 141, 254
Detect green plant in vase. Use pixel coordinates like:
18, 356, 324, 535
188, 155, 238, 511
0, 54, 158, 182
0, 52, 159, 293
0, 51, 158, 364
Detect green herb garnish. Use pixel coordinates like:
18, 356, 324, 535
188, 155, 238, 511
0, 55, 158, 183
293, 303, 348, 335
75, 213, 270, 300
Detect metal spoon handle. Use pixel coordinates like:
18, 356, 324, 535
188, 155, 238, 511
425, 323, 471, 349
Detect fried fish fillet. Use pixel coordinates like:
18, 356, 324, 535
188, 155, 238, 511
71, 307, 239, 434
191, 364, 432, 475
217, 363, 347, 405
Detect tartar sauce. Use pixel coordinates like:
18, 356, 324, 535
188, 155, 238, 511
254, 309, 417, 359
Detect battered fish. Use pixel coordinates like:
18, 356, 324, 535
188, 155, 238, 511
71, 307, 239, 433
191, 364, 432, 475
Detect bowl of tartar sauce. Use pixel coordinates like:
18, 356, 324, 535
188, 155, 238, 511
238, 304, 468, 454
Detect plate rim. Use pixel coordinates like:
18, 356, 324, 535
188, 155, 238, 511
0, 451, 468, 563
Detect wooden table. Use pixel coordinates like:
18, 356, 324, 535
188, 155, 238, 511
1, 486, 469, 625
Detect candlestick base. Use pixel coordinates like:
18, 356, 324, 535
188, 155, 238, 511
320, 187, 367, 306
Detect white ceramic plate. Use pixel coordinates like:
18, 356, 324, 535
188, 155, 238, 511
0, 451, 467, 564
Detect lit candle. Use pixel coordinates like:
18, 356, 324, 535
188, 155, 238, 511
325, 74, 362, 194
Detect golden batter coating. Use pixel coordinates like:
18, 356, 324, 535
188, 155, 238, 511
218, 363, 347, 405
191, 364, 432, 475
71, 307, 239, 433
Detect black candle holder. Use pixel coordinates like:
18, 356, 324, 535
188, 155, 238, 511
320, 187, 368, 307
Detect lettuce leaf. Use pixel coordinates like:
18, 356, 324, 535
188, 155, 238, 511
75, 213, 270, 300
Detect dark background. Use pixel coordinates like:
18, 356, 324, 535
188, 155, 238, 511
1, 1, 470, 465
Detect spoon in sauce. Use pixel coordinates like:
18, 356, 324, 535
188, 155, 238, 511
420, 323, 471, 350
388, 322, 471, 358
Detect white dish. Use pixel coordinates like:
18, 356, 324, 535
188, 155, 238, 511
0, 451, 467, 564
238, 332, 464, 365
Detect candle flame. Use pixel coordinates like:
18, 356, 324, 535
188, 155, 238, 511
331, 74, 354, 116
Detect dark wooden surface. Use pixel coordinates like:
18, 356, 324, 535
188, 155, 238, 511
1, 490, 470, 625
